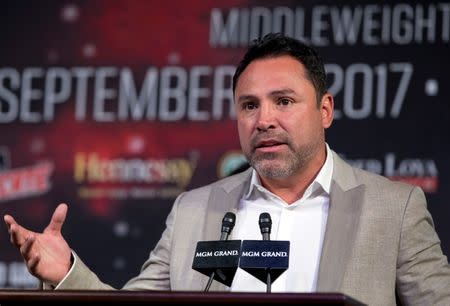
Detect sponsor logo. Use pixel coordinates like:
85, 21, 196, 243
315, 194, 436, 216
195, 250, 239, 258
241, 251, 288, 258
74, 152, 198, 199
341, 153, 439, 193
217, 151, 249, 178
0, 147, 53, 202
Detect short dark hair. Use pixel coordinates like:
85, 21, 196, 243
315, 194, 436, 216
232, 33, 327, 106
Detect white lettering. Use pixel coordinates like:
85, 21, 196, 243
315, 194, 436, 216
196, 251, 213, 257
0, 68, 20, 123
21, 68, 44, 122
44, 67, 71, 121
209, 4, 450, 47
213, 250, 239, 256
242, 251, 260, 257
73, 67, 94, 121
0, 66, 239, 123
118, 67, 158, 121
261, 251, 288, 257
94, 67, 117, 122
188, 66, 211, 121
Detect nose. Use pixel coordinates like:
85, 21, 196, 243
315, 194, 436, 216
256, 102, 276, 132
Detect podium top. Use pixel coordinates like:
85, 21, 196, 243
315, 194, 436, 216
0, 289, 365, 305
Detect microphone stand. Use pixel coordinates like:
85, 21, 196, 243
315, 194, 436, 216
262, 231, 272, 293
203, 212, 236, 292
266, 270, 271, 293
204, 272, 215, 292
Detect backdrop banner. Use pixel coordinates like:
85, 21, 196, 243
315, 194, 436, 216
0, 0, 449, 288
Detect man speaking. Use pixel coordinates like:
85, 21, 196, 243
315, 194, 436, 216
4, 33, 450, 305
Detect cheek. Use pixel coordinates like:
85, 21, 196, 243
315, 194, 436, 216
281, 117, 315, 142
237, 125, 247, 140
237, 118, 251, 135
237, 121, 252, 147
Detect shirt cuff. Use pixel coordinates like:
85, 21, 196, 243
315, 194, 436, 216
43, 251, 76, 290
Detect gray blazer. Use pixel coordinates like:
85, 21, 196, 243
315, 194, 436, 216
58, 151, 450, 305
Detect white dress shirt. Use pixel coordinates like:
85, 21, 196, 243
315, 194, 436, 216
230, 144, 333, 292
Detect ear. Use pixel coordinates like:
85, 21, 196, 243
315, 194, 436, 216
320, 93, 334, 129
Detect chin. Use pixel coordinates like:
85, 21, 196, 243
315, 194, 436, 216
255, 162, 291, 178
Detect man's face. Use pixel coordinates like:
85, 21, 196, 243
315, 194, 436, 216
234, 55, 333, 179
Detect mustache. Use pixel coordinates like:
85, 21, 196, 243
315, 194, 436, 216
250, 132, 291, 150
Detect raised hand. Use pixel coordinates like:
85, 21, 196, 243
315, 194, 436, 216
4, 203, 72, 285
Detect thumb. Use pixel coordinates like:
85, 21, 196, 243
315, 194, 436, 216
44, 203, 68, 234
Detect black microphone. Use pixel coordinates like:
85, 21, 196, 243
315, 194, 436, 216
204, 212, 236, 291
220, 212, 236, 241
192, 212, 238, 292
203, 212, 236, 291
259, 212, 272, 241
259, 212, 272, 292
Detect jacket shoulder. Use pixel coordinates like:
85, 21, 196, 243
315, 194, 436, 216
174, 168, 252, 207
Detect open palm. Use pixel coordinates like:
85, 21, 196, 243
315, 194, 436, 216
4, 203, 72, 284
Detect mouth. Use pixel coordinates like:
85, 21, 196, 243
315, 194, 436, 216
254, 139, 287, 152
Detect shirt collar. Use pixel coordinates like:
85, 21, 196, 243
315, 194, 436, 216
245, 143, 334, 199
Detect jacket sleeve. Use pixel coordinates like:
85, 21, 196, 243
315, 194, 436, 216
53, 251, 115, 290
54, 193, 183, 291
122, 192, 183, 290
396, 186, 450, 305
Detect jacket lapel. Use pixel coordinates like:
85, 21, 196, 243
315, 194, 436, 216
202, 169, 251, 241
201, 169, 252, 291
316, 151, 365, 292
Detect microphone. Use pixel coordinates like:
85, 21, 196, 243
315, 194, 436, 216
259, 212, 272, 241
239, 212, 289, 292
220, 212, 236, 241
259, 212, 272, 292
204, 212, 236, 291
192, 212, 241, 291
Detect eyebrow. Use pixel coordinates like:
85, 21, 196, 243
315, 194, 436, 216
237, 88, 297, 103
268, 88, 296, 97
236, 95, 256, 103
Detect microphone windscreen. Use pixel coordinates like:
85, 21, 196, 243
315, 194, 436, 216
259, 212, 272, 234
221, 212, 236, 234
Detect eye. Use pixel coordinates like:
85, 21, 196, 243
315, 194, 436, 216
277, 97, 294, 106
241, 101, 258, 111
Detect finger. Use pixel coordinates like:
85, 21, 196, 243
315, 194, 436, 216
44, 203, 68, 234
4, 214, 16, 232
9, 222, 31, 247
20, 235, 35, 260
28, 254, 40, 275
